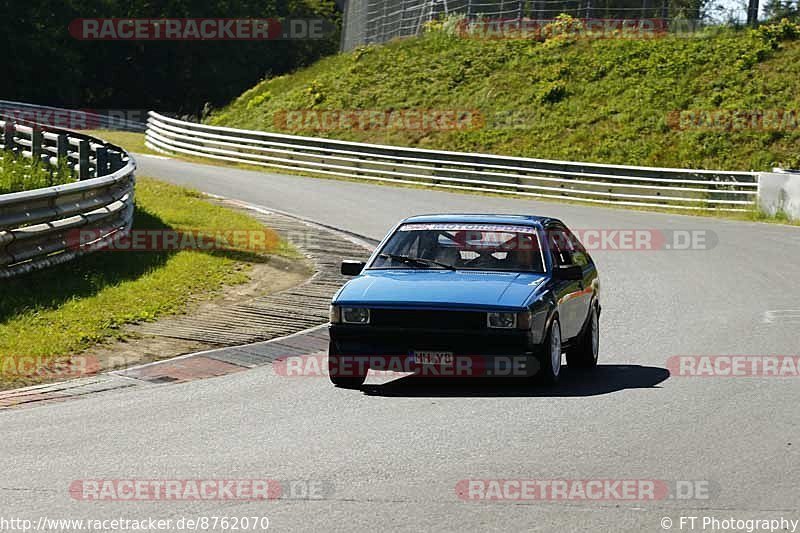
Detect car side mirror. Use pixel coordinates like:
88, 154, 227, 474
554, 264, 583, 281
341, 260, 366, 276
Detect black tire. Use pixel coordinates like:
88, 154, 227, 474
536, 317, 562, 384
329, 374, 366, 388
328, 346, 368, 388
566, 304, 599, 369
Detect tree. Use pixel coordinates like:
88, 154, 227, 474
0, 0, 341, 114
763, 0, 800, 19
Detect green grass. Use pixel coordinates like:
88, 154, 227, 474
0, 153, 73, 194
209, 18, 800, 172
82, 130, 154, 155
0, 177, 297, 388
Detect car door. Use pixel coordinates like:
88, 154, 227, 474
563, 227, 597, 334
547, 225, 583, 340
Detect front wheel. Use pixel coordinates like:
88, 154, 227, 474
536, 318, 562, 384
566, 304, 599, 369
328, 347, 368, 388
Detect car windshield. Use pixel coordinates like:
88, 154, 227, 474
370, 223, 545, 273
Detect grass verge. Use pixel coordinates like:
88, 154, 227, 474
0, 176, 300, 389
0, 153, 72, 194
82, 130, 155, 156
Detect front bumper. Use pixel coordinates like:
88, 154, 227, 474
329, 325, 541, 377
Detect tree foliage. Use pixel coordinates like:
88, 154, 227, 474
763, 0, 800, 20
0, 0, 340, 114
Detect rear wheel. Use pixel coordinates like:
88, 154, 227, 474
328, 344, 368, 388
536, 318, 562, 384
566, 304, 599, 369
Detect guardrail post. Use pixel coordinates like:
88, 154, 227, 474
95, 146, 108, 177
31, 126, 43, 163
108, 150, 123, 172
56, 134, 69, 163
3, 121, 15, 153
77, 139, 90, 180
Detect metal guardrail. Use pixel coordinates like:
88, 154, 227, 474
0, 116, 136, 278
0, 100, 146, 132
146, 111, 759, 212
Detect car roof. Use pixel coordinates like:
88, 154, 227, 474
401, 213, 561, 227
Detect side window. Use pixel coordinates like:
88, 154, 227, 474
564, 229, 590, 268
548, 227, 573, 267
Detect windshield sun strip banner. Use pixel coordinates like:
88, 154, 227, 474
397, 223, 538, 234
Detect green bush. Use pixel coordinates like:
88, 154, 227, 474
758, 18, 800, 43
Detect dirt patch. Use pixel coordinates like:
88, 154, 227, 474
75, 258, 311, 374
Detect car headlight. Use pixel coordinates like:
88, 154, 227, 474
487, 311, 532, 330
329, 305, 341, 324
488, 311, 516, 329
332, 306, 370, 325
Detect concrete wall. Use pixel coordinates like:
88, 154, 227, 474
759, 170, 800, 220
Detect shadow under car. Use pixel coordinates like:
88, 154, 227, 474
358, 364, 670, 397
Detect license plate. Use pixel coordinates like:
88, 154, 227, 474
413, 351, 454, 365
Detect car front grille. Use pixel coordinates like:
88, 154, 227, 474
370, 309, 486, 330
330, 328, 529, 356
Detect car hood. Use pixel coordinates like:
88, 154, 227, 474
334, 269, 547, 310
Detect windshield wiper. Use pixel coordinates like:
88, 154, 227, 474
378, 253, 455, 270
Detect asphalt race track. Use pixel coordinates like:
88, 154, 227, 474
1, 154, 798, 532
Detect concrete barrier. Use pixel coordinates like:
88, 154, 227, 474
759, 170, 800, 220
